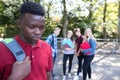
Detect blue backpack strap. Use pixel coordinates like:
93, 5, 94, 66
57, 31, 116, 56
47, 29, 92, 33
2, 38, 26, 62
50, 34, 54, 48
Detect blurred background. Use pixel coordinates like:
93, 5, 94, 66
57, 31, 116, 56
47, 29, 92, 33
0, 0, 119, 39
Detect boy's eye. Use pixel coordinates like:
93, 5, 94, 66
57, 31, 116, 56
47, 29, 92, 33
26, 25, 34, 29
30, 26, 35, 28
26, 24, 44, 30
39, 26, 44, 30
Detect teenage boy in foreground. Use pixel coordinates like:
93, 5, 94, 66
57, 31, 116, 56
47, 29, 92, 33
0, 2, 52, 80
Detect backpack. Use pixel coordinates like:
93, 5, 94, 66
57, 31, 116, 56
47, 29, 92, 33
50, 34, 54, 48
2, 38, 26, 62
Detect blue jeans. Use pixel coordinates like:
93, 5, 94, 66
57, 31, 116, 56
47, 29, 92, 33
52, 55, 56, 77
52, 55, 56, 66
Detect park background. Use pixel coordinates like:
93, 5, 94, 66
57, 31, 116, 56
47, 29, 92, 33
0, 0, 120, 39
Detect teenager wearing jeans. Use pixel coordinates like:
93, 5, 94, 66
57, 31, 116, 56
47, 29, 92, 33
46, 27, 61, 78
73, 28, 83, 80
78, 28, 97, 80
62, 30, 75, 80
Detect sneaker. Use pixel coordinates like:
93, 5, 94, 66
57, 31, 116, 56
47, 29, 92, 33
73, 75, 79, 80
68, 73, 71, 78
78, 72, 82, 77
62, 75, 66, 80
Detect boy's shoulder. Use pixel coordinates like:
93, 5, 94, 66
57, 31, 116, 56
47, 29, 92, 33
39, 40, 51, 48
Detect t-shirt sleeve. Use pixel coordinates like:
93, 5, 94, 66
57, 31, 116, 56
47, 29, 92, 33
45, 35, 52, 45
46, 46, 53, 72
0, 42, 14, 80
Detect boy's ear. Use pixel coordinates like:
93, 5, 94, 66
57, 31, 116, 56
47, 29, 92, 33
17, 19, 21, 28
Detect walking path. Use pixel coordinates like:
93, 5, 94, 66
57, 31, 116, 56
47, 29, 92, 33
53, 50, 120, 80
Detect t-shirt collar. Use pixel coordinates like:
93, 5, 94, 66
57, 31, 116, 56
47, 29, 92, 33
14, 35, 41, 48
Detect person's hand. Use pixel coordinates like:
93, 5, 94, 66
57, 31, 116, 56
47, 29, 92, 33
8, 56, 31, 80
75, 52, 79, 56
80, 48, 83, 52
64, 48, 71, 51
72, 48, 75, 50
52, 49, 55, 52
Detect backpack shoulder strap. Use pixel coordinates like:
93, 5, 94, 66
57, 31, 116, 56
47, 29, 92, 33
50, 34, 54, 47
2, 38, 26, 62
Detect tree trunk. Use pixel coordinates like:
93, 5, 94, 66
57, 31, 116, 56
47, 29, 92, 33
88, 0, 93, 19
103, 0, 107, 39
118, 1, 120, 39
46, 0, 52, 20
88, 0, 94, 31
62, 0, 68, 38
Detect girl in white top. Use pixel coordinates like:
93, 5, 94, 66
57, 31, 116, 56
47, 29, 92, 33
62, 30, 75, 80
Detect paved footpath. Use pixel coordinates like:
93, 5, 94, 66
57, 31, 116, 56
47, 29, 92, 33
53, 51, 120, 80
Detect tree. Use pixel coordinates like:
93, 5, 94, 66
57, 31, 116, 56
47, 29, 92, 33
118, 0, 120, 39
0, 0, 119, 38
0, 1, 5, 13
93, 0, 118, 38
62, 0, 68, 38
103, 0, 107, 38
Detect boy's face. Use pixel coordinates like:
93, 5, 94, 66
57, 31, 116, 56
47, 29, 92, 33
75, 31, 80, 36
54, 29, 60, 36
18, 13, 45, 44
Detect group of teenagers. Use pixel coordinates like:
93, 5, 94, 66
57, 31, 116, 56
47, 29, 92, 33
0, 1, 96, 80
46, 27, 97, 80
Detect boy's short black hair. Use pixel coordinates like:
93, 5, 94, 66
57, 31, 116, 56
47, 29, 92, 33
20, 2, 45, 17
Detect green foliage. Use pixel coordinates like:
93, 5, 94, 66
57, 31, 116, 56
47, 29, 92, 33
0, 1, 5, 12
0, 0, 24, 37
67, 12, 96, 35
43, 17, 63, 37
0, 0, 119, 39
5, 25, 20, 38
93, 3, 118, 38
0, 26, 5, 34
0, 24, 19, 38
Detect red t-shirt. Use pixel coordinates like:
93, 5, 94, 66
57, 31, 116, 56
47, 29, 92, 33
80, 41, 91, 55
0, 35, 53, 80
